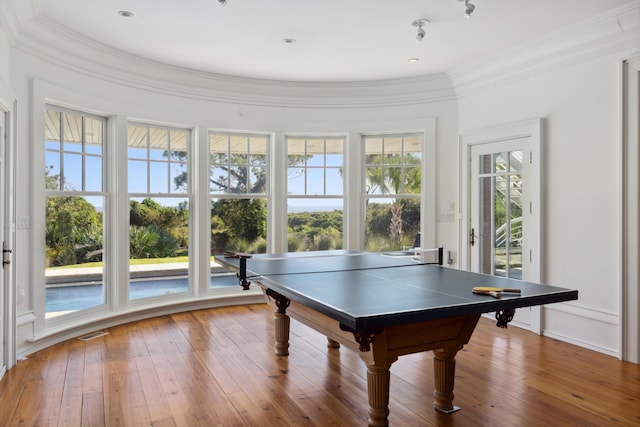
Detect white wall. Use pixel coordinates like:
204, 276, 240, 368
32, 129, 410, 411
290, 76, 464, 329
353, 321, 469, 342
9, 45, 459, 357
5, 1, 638, 361
457, 54, 625, 355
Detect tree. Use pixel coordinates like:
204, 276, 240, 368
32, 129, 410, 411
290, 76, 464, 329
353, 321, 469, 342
212, 199, 266, 242
365, 154, 421, 245
45, 195, 102, 266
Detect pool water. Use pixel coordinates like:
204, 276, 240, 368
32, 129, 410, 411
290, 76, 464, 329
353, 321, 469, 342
45, 275, 239, 313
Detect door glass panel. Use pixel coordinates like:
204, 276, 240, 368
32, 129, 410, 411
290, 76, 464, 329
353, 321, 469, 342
478, 150, 523, 278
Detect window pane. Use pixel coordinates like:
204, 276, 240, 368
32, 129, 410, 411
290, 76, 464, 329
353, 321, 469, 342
128, 160, 148, 193
129, 197, 190, 300
229, 135, 248, 157
249, 137, 267, 165
325, 153, 342, 167
170, 129, 188, 153
210, 198, 267, 257
65, 140, 83, 154
149, 147, 166, 162
363, 134, 423, 201
85, 156, 102, 191
366, 167, 383, 195
230, 152, 248, 165
128, 147, 147, 159
364, 137, 383, 162
287, 199, 343, 252
85, 117, 103, 151
210, 132, 269, 196
63, 113, 83, 151
210, 166, 229, 193
45, 195, 105, 316
479, 154, 492, 174
404, 166, 421, 195
364, 198, 420, 252
306, 168, 324, 195
510, 150, 523, 173
249, 167, 266, 194
495, 152, 507, 173
128, 125, 148, 148
307, 153, 324, 167
229, 166, 248, 193
150, 162, 169, 193
210, 134, 229, 163
171, 163, 188, 193
45, 151, 61, 190
149, 128, 168, 160
288, 168, 305, 195
64, 153, 83, 191
385, 167, 402, 195
325, 168, 343, 194
45, 110, 61, 148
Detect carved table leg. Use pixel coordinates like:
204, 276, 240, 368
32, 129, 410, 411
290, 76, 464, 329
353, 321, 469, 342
274, 311, 290, 356
432, 347, 462, 413
366, 361, 393, 427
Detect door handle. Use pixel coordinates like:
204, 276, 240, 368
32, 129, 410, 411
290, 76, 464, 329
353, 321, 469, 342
470, 228, 476, 247
2, 242, 11, 267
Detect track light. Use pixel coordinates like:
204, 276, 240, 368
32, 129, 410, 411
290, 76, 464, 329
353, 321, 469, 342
462, 0, 475, 18
411, 19, 429, 43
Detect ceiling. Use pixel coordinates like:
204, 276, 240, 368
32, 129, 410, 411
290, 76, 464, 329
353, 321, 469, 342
37, 0, 633, 82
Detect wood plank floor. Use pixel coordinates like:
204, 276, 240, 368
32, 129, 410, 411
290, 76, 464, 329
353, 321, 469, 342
1, 304, 638, 426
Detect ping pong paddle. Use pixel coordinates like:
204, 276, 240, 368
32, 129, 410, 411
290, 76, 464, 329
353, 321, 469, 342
472, 286, 521, 299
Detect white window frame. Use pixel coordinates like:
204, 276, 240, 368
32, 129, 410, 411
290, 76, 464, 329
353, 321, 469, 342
44, 105, 109, 322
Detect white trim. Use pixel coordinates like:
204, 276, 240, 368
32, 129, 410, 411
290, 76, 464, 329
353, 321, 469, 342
621, 56, 640, 363
450, 2, 640, 97
0, 77, 16, 371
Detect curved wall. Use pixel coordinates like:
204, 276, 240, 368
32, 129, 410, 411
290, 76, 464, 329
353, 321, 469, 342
9, 25, 460, 357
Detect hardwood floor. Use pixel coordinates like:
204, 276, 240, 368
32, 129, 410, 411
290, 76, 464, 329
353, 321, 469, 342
1, 304, 638, 426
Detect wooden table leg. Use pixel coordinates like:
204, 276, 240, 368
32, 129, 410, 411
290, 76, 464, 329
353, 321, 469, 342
432, 347, 462, 413
274, 311, 290, 356
327, 338, 340, 348
365, 360, 394, 427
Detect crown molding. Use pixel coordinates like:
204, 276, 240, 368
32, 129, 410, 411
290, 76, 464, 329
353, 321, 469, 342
12, 15, 456, 109
0, 0, 40, 44
449, 2, 640, 98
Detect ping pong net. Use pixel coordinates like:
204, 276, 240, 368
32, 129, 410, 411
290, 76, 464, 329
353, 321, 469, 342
223, 247, 443, 291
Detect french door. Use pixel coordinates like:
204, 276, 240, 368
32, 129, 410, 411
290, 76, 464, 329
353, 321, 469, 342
462, 119, 542, 331
0, 110, 6, 376
470, 140, 528, 279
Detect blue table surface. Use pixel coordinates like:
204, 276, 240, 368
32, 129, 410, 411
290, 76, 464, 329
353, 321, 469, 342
219, 251, 578, 330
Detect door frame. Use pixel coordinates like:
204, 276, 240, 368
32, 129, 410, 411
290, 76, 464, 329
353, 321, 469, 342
0, 78, 16, 375
621, 57, 640, 363
460, 118, 543, 331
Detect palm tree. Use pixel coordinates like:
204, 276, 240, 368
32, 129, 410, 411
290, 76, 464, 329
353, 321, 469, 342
365, 154, 421, 246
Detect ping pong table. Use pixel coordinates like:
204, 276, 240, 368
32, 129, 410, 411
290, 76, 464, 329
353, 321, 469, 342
218, 250, 578, 427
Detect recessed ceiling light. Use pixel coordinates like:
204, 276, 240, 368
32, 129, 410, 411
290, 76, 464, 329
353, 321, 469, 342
408, 58, 420, 63
118, 10, 134, 18
283, 38, 296, 44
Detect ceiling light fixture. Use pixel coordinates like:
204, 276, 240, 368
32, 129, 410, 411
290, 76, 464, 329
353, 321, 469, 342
461, 0, 475, 18
117, 10, 134, 18
218, 0, 228, 5
411, 19, 429, 43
